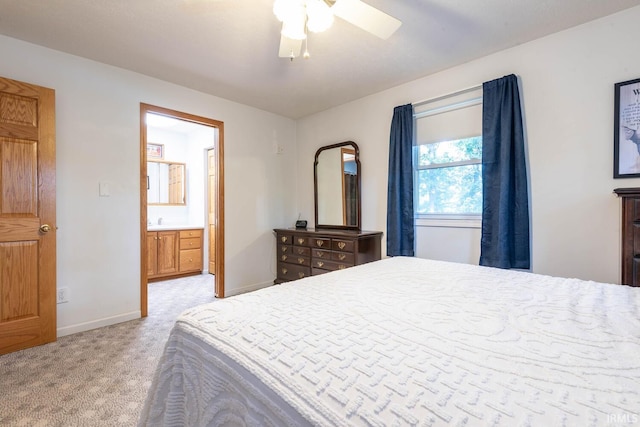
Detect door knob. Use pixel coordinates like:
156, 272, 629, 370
39, 224, 51, 233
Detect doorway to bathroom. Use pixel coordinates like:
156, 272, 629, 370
140, 103, 225, 317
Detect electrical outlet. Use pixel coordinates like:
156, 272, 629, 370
57, 287, 69, 304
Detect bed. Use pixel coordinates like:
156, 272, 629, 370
138, 257, 640, 426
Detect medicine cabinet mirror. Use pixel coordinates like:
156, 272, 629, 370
147, 161, 186, 205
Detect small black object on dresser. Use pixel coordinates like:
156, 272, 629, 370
274, 228, 382, 284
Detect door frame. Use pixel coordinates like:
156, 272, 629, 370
139, 103, 225, 317
207, 148, 216, 275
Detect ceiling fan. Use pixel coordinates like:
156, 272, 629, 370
274, 0, 401, 60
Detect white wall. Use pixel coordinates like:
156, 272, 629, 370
0, 35, 297, 335
297, 6, 640, 284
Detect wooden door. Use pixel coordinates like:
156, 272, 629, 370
157, 231, 178, 275
0, 76, 56, 355
207, 148, 215, 274
168, 164, 183, 204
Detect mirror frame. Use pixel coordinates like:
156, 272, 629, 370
314, 141, 361, 230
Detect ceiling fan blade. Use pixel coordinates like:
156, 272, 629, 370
331, 0, 401, 39
279, 34, 303, 58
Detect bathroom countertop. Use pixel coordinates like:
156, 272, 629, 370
147, 224, 204, 231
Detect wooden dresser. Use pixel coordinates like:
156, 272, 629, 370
614, 188, 640, 287
274, 228, 382, 284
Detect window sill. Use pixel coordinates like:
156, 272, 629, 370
416, 217, 481, 229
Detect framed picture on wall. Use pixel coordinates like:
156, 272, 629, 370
147, 143, 164, 160
614, 77, 640, 178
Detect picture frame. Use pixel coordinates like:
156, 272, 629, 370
147, 143, 164, 160
614, 77, 640, 178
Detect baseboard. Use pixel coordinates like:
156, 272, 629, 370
56, 280, 272, 336
57, 311, 141, 337
225, 280, 273, 297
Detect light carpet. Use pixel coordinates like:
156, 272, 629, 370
0, 274, 217, 427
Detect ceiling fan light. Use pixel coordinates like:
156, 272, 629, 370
306, 15, 333, 33
281, 12, 307, 40
273, 0, 302, 22
306, 0, 334, 33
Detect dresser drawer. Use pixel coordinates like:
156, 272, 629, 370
281, 254, 310, 266
294, 236, 310, 246
180, 249, 202, 271
180, 237, 201, 250
634, 224, 640, 256
332, 251, 354, 264
277, 263, 310, 281
311, 259, 351, 271
312, 237, 331, 249
633, 199, 640, 222
279, 253, 292, 264
280, 255, 311, 267
279, 244, 292, 255
278, 234, 293, 245
293, 246, 310, 256
332, 239, 354, 252
312, 248, 332, 260
179, 229, 203, 239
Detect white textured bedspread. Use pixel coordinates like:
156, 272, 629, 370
139, 257, 640, 426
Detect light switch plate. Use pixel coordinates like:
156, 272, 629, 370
99, 181, 110, 197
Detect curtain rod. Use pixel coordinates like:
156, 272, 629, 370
413, 97, 482, 119
412, 83, 482, 108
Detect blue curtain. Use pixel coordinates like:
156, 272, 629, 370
387, 104, 414, 257
480, 74, 530, 269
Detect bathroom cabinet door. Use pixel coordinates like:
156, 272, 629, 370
147, 231, 179, 278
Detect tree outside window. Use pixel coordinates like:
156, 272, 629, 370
415, 136, 482, 216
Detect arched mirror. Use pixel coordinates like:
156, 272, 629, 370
314, 141, 361, 230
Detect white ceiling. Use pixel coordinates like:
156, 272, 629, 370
0, 0, 639, 119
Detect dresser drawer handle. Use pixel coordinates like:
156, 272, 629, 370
297, 238, 305, 245
317, 251, 324, 258
297, 248, 304, 255
281, 236, 288, 243
282, 267, 288, 275
298, 258, 305, 264
338, 242, 346, 250
281, 255, 288, 261
317, 261, 324, 268
316, 240, 324, 247
338, 254, 346, 261
298, 272, 305, 279
338, 264, 346, 270
281, 247, 288, 253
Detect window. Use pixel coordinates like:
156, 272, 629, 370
415, 136, 482, 215
413, 88, 483, 223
